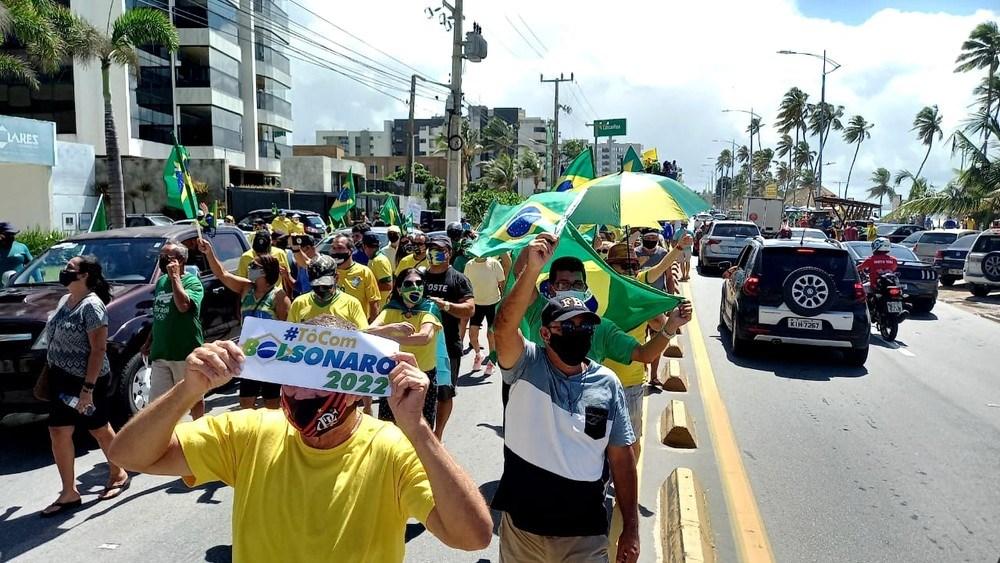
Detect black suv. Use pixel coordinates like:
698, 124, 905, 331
719, 237, 870, 365
0, 225, 248, 421
237, 209, 327, 239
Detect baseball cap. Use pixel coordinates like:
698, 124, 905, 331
292, 234, 315, 247
307, 255, 338, 286
541, 296, 601, 326
361, 233, 380, 247
428, 234, 452, 250
387, 225, 401, 234
0, 222, 19, 235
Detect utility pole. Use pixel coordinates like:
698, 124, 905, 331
817, 49, 828, 199
444, 0, 464, 222
541, 72, 573, 186
405, 74, 417, 198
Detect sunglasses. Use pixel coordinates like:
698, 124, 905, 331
548, 321, 596, 335
551, 280, 588, 292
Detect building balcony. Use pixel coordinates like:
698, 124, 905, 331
256, 91, 291, 118
258, 139, 290, 160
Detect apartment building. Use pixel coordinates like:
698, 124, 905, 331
594, 140, 644, 176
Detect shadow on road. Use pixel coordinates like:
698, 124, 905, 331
906, 311, 939, 321
0, 420, 95, 476
478, 480, 501, 536
205, 544, 232, 563
456, 370, 494, 388
476, 422, 503, 438
716, 334, 869, 381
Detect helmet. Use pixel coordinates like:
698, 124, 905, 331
446, 221, 464, 239
871, 237, 891, 253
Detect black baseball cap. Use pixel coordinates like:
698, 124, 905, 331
292, 234, 315, 247
541, 296, 601, 326
361, 233, 380, 247
428, 234, 452, 250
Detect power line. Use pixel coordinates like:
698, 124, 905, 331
504, 15, 545, 59
516, 14, 547, 54
573, 81, 599, 118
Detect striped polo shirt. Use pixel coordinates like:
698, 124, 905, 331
492, 342, 635, 537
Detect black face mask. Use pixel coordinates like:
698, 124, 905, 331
642, 239, 658, 250
387, 233, 400, 243
547, 329, 592, 366
58, 269, 79, 287
331, 252, 350, 265
158, 256, 171, 274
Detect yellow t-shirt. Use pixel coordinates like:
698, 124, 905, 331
287, 221, 305, 235
336, 262, 381, 314
464, 257, 505, 306
368, 253, 394, 310
604, 322, 648, 387
375, 308, 441, 371
236, 247, 289, 278
287, 291, 369, 329
394, 253, 428, 275
270, 217, 289, 233
176, 410, 435, 563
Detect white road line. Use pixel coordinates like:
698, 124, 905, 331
898, 348, 916, 358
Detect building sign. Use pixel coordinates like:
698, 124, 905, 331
0, 114, 56, 167
594, 118, 627, 138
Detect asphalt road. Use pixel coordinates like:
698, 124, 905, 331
688, 270, 1000, 563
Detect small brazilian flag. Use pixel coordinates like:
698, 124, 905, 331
163, 142, 199, 219
468, 191, 579, 257
554, 147, 596, 192
379, 197, 401, 226
621, 146, 644, 172
329, 168, 356, 223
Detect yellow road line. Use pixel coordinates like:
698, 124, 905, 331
682, 283, 775, 562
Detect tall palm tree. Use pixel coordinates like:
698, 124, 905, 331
807, 102, 845, 174
842, 115, 874, 192
912, 105, 943, 179
434, 118, 483, 183
716, 149, 733, 176
895, 169, 933, 200
481, 116, 516, 156
518, 150, 543, 192
746, 117, 764, 150
792, 140, 815, 172
0, 0, 90, 89
867, 168, 895, 210
736, 145, 750, 165
955, 21, 1000, 142
72, 7, 178, 229
776, 87, 810, 148
482, 153, 518, 191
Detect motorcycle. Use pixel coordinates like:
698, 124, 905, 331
867, 271, 907, 341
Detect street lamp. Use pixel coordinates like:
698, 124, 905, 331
777, 49, 842, 196
722, 109, 762, 193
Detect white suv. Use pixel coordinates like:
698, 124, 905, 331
964, 229, 1000, 297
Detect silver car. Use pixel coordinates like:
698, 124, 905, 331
964, 229, 1000, 297
698, 220, 761, 274
899, 229, 979, 263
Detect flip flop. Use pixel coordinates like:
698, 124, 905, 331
98, 475, 131, 501
40, 498, 82, 518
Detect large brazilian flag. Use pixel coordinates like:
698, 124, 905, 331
468, 191, 579, 257
554, 147, 596, 192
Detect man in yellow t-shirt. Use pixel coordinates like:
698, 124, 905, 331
237, 231, 290, 277
288, 213, 306, 235
270, 211, 290, 234
360, 233, 394, 311
327, 234, 381, 321
287, 255, 369, 329
107, 316, 492, 563
395, 232, 429, 274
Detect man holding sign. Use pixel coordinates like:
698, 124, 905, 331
110, 315, 492, 562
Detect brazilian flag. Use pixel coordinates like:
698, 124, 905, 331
329, 168, 356, 223
379, 197, 401, 226
621, 146, 644, 172
468, 191, 579, 257
163, 142, 199, 219
554, 147, 596, 192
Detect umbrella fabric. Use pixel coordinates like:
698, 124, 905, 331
568, 172, 710, 227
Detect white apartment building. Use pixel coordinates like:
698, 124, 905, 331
0, 0, 292, 190
316, 117, 447, 159
594, 140, 644, 176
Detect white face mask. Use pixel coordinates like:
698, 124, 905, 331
248, 268, 265, 283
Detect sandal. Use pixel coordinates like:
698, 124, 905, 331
40, 498, 82, 518
98, 475, 131, 501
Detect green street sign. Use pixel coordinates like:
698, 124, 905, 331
594, 118, 626, 137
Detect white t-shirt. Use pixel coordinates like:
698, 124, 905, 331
463, 257, 505, 306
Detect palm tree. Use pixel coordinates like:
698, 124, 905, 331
481, 116, 516, 156
867, 168, 895, 210
792, 140, 815, 172
482, 153, 518, 191
716, 149, 733, 177
776, 87, 811, 147
912, 105, 943, 179
842, 115, 874, 192
895, 169, 933, 200
955, 21, 1000, 142
807, 102, 845, 174
736, 145, 750, 165
0, 0, 91, 89
518, 150, 543, 192
71, 7, 178, 229
747, 116, 764, 150
435, 119, 483, 183
560, 139, 589, 165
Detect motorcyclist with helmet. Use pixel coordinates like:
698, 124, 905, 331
859, 237, 898, 292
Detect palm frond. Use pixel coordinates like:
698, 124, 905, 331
0, 52, 39, 89
110, 7, 179, 60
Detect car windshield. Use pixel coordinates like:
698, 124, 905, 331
848, 243, 918, 261
713, 224, 760, 238
876, 225, 899, 236
949, 233, 978, 250
900, 232, 922, 244
790, 228, 827, 240
146, 216, 174, 226
12, 238, 162, 286
920, 232, 958, 244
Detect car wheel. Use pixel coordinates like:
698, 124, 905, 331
783, 267, 836, 317
969, 284, 991, 297
912, 298, 935, 314
940, 276, 956, 287
844, 345, 869, 366
730, 306, 751, 356
112, 353, 151, 423
982, 252, 1000, 283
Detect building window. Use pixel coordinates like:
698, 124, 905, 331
176, 47, 241, 99
255, 27, 290, 74
369, 164, 378, 175
258, 124, 290, 159
130, 47, 173, 144
179, 105, 243, 150
174, 0, 238, 44
255, 75, 291, 118
0, 65, 76, 134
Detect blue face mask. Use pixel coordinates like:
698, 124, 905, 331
429, 250, 448, 266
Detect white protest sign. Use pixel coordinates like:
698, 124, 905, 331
239, 317, 400, 397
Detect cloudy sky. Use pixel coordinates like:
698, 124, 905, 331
288, 0, 997, 201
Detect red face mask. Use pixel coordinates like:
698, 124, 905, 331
280, 386, 360, 438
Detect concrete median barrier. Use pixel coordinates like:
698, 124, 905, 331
659, 467, 715, 563
659, 359, 688, 392
660, 399, 697, 448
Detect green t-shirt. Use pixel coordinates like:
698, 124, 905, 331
150, 273, 205, 361
521, 296, 637, 364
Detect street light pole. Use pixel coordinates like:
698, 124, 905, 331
721, 109, 761, 197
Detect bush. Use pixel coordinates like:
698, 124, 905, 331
461, 183, 524, 226
15, 227, 66, 256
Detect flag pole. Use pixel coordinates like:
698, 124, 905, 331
89, 194, 103, 232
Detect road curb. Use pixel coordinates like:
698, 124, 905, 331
660, 359, 688, 392
660, 399, 697, 448
659, 467, 715, 563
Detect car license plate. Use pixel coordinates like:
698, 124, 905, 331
888, 301, 904, 313
949, 269, 964, 275
788, 318, 822, 330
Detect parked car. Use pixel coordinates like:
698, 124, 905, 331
237, 209, 328, 239
875, 224, 924, 243
0, 225, 248, 421
788, 228, 829, 241
719, 237, 870, 365
126, 214, 174, 228
843, 241, 939, 314
932, 233, 980, 286
698, 221, 761, 274
964, 229, 1000, 297
898, 229, 978, 263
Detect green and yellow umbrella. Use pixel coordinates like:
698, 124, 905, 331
568, 172, 711, 228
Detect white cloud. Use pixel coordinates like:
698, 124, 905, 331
290, 0, 997, 199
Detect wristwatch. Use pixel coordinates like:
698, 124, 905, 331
656, 324, 676, 340
443, 301, 452, 312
